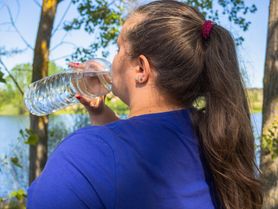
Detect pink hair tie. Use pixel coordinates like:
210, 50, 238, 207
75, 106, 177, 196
202, 20, 214, 40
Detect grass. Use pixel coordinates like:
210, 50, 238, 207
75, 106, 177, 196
0, 104, 19, 115
246, 88, 263, 113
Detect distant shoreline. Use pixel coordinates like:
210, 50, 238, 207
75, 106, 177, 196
0, 88, 263, 116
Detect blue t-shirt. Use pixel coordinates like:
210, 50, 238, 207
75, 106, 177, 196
27, 109, 218, 209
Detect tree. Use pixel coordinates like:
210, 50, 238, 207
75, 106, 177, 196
260, 0, 278, 208
28, 0, 60, 184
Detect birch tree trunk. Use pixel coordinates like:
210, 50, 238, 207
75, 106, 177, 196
29, 0, 59, 185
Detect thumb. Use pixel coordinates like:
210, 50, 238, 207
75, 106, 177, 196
75, 94, 106, 108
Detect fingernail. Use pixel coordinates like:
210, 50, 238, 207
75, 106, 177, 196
75, 95, 82, 100
68, 62, 79, 66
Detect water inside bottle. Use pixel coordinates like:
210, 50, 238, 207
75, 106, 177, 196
73, 71, 112, 97
24, 70, 112, 116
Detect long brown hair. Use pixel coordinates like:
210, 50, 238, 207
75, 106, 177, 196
125, 1, 263, 208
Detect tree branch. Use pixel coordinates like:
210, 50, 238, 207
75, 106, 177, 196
108, 0, 117, 7
52, 1, 72, 37
50, 31, 77, 52
6, 5, 34, 51
0, 58, 24, 96
15, 0, 21, 22
0, 47, 28, 57
50, 41, 78, 52
51, 53, 72, 61
33, 0, 41, 8
0, 21, 11, 26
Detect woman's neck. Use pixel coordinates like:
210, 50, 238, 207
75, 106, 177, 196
128, 91, 184, 118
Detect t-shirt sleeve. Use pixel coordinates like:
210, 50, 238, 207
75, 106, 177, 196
27, 131, 116, 209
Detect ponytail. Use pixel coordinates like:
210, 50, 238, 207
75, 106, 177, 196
191, 24, 263, 209
125, 1, 263, 208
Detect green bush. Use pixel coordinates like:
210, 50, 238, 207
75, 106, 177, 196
262, 119, 278, 159
0, 189, 26, 209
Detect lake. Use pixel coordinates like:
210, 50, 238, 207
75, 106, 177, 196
0, 113, 262, 197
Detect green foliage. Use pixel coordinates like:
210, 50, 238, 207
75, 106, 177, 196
262, 120, 278, 159
0, 70, 6, 83
10, 157, 22, 168
246, 88, 263, 113
192, 96, 206, 110
105, 92, 129, 116
0, 189, 26, 209
24, 134, 39, 146
5, 64, 32, 92
64, 0, 257, 62
18, 128, 39, 146
64, 0, 125, 61
3, 62, 62, 92
0, 62, 63, 115
9, 189, 26, 201
185, 0, 257, 45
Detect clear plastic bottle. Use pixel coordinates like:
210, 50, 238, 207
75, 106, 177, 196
24, 58, 112, 116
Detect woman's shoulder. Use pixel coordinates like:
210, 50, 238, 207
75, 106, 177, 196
55, 125, 115, 155
28, 125, 117, 209
50, 120, 128, 161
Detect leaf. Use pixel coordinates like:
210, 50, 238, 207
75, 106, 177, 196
10, 189, 26, 200
0, 71, 6, 83
24, 133, 39, 145
10, 157, 22, 168
262, 120, 278, 159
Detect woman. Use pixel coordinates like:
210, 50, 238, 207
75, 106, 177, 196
27, 1, 263, 209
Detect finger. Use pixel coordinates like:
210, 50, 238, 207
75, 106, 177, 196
88, 95, 105, 107
89, 97, 100, 107
75, 94, 101, 108
75, 94, 90, 105
68, 62, 86, 70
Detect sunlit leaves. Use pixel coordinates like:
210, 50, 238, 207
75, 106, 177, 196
10, 157, 22, 168
262, 120, 278, 159
64, 0, 256, 59
185, 0, 257, 44
64, 0, 124, 61
9, 189, 26, 201
19, 128, 39, 146
0, 71, 6, 83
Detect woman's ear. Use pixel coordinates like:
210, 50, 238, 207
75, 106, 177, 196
134, 55, 151, 84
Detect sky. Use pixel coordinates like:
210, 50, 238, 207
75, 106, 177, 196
0, 0, 270, 88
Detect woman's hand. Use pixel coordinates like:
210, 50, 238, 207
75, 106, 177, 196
75, 94, 106, 115
68, 62, 119, 125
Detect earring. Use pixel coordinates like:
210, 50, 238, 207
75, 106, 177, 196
135, 76, 144, 83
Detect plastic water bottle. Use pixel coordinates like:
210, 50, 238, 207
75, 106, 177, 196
24, 58, 112, 116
